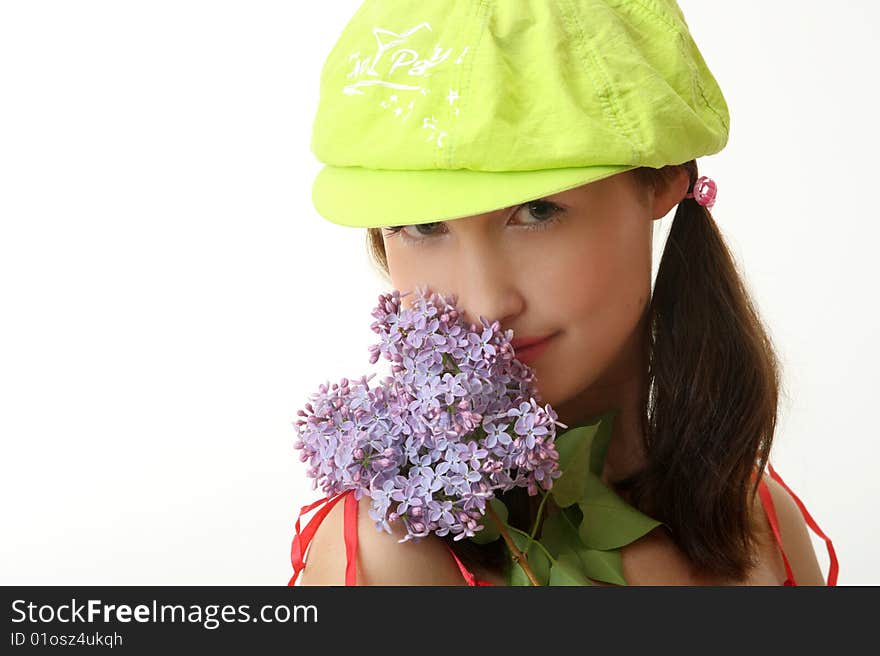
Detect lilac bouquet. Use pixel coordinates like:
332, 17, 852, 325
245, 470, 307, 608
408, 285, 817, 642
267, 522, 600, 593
292, 285, 566, 550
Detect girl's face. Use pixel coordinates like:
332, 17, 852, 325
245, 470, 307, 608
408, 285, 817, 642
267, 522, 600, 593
381, 170, 684, 424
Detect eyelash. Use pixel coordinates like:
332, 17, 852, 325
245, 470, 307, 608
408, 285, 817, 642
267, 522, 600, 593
382, 200, 565, 246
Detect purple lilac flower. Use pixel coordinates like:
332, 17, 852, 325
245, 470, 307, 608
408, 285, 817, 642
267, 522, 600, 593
293, 285, 567, 543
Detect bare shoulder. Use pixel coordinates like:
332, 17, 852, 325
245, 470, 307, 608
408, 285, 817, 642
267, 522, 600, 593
605, 476, 828, 586
615, 525, 706, 585
299, 493, 468, 586
762, 474, 826, 585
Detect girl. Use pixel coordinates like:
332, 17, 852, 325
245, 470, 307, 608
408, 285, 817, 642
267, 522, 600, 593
291, 0, 837, 586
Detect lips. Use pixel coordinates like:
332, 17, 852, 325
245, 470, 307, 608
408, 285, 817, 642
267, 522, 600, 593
510, 334, 556, 350
510, 332, 558, 364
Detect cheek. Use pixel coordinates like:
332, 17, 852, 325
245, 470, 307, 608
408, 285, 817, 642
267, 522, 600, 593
545, 225, 650, 379
385, 244, 455, 309
550, 208, 651, 316
539, 230, 621, 320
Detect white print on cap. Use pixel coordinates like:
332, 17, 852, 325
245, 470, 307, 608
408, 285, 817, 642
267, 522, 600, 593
342, 22, 470, 149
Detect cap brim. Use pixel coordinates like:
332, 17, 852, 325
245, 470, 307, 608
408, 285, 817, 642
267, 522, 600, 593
312, 164, 641, 228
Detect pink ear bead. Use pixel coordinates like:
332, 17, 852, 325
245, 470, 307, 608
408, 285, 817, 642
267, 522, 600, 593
685, 175, 717, 210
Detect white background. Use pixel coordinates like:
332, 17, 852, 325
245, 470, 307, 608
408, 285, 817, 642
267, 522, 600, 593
1, 1, 876, 585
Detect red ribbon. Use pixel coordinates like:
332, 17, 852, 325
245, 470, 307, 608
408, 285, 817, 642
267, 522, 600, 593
446, 544, 477, 586
758, 477, 797, 584
288, 489, 356, 586
343, 490, 358, 586
766, 462, 839, 586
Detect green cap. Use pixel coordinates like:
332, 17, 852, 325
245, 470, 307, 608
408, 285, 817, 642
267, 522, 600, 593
310, 0, 729, 229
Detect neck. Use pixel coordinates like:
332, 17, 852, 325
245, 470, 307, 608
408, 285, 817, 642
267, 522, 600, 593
550, 316, 650, 488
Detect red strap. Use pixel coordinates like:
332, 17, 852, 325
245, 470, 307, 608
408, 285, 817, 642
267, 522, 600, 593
343, 490, 359, 586
757, 477, 797, 585
767, 462, 839, 586
287, 490, 350, 586
444, 544, 498, 585
445, 544, 477, 586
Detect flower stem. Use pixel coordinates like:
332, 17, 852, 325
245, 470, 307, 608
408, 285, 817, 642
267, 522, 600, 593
529, 489, 551, 541
485, 502, 541, 586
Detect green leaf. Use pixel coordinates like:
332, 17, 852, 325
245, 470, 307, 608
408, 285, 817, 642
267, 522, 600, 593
578, 472, 662, 551
588, 409, 617, 477
540, 511, 627, 586
550, 409, 618, 508
555, 422, 599, 473
549, 554, 593, 586
538, 512, 573, 558
550, 424, 598, 508
470, 497, 509, 545
576, 548, 625, 586
508, 559, 531, 586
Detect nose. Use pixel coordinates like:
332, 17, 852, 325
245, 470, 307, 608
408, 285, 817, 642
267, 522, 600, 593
452, 241, 525, 331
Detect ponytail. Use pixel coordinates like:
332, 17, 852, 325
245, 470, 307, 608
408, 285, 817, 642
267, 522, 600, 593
618, 161, 780, 580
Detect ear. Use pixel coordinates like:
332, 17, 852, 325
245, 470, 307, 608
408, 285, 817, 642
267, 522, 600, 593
650, 167, 691, 220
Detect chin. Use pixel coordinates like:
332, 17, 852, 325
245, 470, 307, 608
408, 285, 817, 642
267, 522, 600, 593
528, 376, 560, 407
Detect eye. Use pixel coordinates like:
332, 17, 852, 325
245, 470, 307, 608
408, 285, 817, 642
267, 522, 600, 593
382, 221, 446, 243
515, 200, 565, 228
382, 200, 565, 245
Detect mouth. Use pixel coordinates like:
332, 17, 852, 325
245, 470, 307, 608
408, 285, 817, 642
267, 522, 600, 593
511, 332, 559, 364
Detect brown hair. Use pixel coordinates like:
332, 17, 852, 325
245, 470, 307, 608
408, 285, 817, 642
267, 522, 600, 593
365, 160, 781, 583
